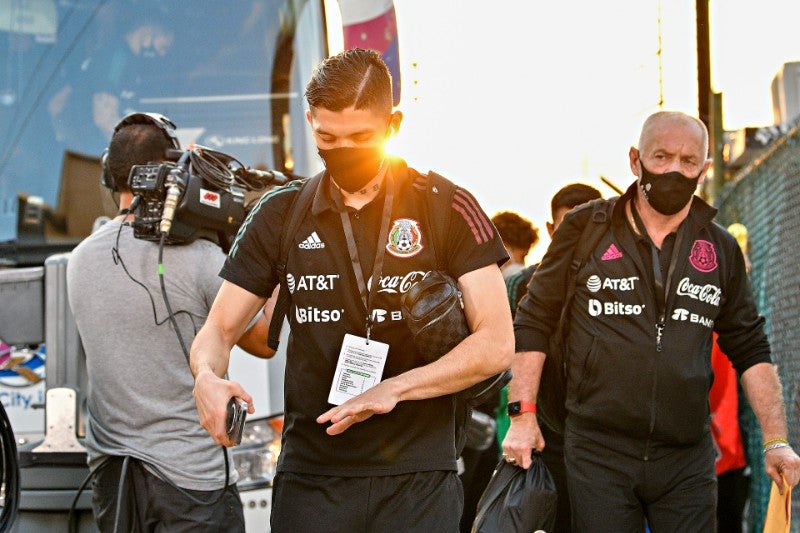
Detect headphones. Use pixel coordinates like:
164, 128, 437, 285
100, 112, 181, 191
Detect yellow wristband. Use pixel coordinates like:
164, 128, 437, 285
763, 437, 789, 447
763, 442, 791, 454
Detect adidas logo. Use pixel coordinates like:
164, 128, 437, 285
601, 243, 623, 261
298, 231, 325, 250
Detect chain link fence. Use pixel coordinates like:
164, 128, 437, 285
715, 123, 800, 532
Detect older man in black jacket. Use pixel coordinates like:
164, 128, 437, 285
503, 110, 800, 532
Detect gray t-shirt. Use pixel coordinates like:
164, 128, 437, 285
67, 220, 233, 490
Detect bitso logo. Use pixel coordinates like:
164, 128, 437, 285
299, 232, 325, 250
588, 299, 645, 317
294, 306, 342, 323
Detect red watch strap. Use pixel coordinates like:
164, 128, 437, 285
518, 401, 537, 414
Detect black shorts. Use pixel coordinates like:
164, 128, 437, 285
271, 470, 463, 533
92, 456, 245, 533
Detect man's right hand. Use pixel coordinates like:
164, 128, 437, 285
193, 370, 254, 447
501, 412, 545, 469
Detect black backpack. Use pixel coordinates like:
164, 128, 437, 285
535, 198, 616, 435
266, 172, 321, 350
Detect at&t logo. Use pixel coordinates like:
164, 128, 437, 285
586, 275, 639, 293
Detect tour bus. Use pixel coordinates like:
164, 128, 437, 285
0, 0, 400, 530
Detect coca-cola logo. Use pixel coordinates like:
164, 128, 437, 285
373, 271, 427, 294
675, 277, 721, 306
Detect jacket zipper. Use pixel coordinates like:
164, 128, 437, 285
655, 315, 664, 352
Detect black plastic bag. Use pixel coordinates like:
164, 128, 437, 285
471, 451, 558, 533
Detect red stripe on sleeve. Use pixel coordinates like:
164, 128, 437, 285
452, 189, 493, 244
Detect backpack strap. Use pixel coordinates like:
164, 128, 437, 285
266, 173, 322, 349
556, 198, 616, 339
569, 198, 617, 286
538, 197, 617, 434
425, 171, 458, 271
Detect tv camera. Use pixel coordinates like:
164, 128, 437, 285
127, 145, 291, 247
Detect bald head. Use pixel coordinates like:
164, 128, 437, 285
629, 110, 712, 216
638, 111, 709, 157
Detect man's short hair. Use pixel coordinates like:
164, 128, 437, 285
550, 183, 602, 220
491, 211, 539, 251
305, 48, 393, 116
107, 124, 175, 193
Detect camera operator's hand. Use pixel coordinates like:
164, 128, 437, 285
193, 370, 253, 447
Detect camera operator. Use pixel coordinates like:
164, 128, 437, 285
67, 112, 274, 532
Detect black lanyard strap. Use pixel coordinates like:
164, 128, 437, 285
630, 198, 685, 351
631, 199, 665, 310
336, 171, 395, 340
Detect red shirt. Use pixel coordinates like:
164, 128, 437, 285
709, 332, 747, 475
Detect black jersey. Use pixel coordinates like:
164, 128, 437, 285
221, 158, 508, 476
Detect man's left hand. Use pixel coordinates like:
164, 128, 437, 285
764, 445, 800, 494
316, 381, 399, 435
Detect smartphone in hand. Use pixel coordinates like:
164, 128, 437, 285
226, 397, 247, 446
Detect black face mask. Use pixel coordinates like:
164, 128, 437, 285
639, 161, 701, 215
318, 146, 385, 193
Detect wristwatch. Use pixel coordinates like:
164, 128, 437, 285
507, 400, 537, 417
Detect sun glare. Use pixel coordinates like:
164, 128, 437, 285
390, 0, 800, 264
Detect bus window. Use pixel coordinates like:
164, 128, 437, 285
0, 0, 326, 243
0, 0, 400, 248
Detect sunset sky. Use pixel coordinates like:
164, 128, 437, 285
388, 1, 800, 261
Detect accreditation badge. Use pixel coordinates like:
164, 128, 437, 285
327, 334, 389, 406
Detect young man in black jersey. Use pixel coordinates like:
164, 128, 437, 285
190, 49, 514, 532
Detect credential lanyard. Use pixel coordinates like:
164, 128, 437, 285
337, 172, 395, 342
630, 198, 684, 351
631, 200, 665, 314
